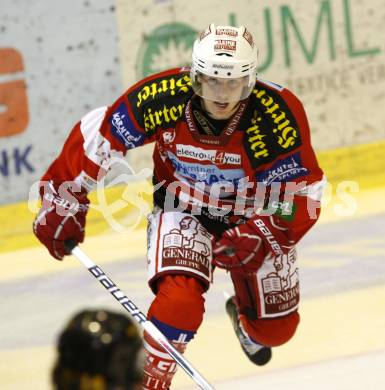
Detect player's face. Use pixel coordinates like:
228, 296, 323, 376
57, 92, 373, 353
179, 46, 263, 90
199, 75, 247, 119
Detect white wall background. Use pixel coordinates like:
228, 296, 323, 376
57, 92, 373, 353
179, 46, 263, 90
0, 0, 121, 203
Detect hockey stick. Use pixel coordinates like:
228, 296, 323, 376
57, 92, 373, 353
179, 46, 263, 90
67, 243, 214, 390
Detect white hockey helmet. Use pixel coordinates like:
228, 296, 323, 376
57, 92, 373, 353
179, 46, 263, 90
191, 23, 258, 101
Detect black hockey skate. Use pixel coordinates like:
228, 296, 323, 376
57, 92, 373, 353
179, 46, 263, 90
226, 296, 272, 366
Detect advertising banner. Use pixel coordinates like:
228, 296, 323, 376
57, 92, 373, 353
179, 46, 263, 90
0, 0, 121, 203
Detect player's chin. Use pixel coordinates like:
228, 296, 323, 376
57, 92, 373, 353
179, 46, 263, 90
212, 101, 239, 117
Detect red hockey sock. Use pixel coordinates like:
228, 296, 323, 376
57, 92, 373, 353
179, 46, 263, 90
142, 332, 181, 390
143, 275, 206, 389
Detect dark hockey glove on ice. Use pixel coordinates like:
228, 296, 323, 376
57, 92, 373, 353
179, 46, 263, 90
213, 215, 293, 273
33, 180, 89, 260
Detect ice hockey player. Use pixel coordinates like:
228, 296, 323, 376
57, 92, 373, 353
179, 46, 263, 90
52, 309, 143, 389
34, 23, 325, 389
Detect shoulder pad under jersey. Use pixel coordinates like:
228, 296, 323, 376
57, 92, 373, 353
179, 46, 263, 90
243, 79, 304, 168
126, 68, 193, 135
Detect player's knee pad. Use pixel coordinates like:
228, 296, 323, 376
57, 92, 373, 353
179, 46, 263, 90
147, 210, 213, 294
240, 310, 300, 347
148, 275, 206, 333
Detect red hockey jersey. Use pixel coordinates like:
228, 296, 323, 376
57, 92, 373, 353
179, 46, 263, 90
42, 68, 325, 243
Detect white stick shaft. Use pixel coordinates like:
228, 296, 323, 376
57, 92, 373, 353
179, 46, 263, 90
71, 246, 214, 390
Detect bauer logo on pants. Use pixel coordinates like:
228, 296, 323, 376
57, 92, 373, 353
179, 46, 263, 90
162, 216, 211, 277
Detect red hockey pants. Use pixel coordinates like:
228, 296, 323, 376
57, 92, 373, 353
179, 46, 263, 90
148, 274, 299, 347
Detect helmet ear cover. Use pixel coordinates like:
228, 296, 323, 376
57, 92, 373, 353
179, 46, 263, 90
191, 23, 258, 101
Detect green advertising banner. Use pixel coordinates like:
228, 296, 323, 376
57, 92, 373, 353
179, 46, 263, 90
117, 0, 384, 151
